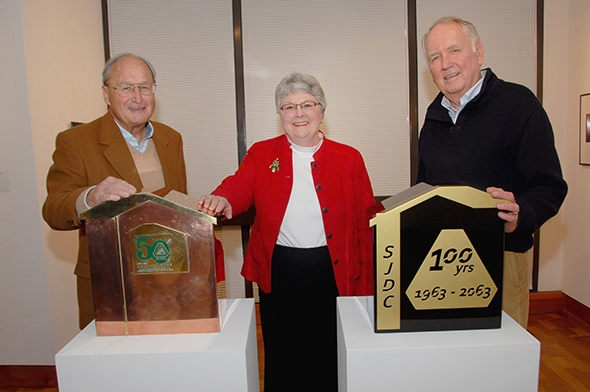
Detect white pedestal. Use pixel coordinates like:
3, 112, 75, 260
337, 296, 540, 392
56, 298, 259, 392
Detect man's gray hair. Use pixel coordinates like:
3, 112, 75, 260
422, 17, 481, 60
102, 53, 157, 86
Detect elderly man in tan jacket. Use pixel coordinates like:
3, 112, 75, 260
43, 53, 187, 329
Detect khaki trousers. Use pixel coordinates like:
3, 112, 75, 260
502, 251, 530, 328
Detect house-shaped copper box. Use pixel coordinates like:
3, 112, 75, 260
81, 192, 220, 336
368, 183, 506, 333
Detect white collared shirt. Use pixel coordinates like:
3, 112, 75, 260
442, 69, 487, 124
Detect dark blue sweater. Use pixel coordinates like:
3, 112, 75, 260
417, 68, 567, 252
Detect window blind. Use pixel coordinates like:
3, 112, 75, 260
416, 1, 537, 130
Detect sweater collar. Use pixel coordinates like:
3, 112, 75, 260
427, 68, 496, 122
441, 69, 487, 123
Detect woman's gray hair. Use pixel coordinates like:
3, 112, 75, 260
275, 72, 326, 113
102, 53, 157, 86
422, 17, 481, 59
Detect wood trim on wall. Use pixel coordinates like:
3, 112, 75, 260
530, 0, 545, 293
231, 0, 253, 299
0, 365, 57, 388
101, 0, 110, 61
529, 291, 590, 327
565, 294, 590, 325
529, 291, 566, 314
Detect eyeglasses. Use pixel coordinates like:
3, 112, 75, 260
108, 83, 157, 97
280, 101, 321, 113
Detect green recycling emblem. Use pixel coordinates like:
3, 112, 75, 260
136, 237, 171, 263
130, 224, 189, 274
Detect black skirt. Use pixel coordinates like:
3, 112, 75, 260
259, 244, 340, 392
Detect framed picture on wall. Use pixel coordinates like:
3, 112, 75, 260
580, 93, 590, 165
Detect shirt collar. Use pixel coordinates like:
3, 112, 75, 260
288, 131, 324, 154
441, 69, 487, 123
113, 120, 154, 153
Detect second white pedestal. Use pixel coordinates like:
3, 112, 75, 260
337, 296, 540, 392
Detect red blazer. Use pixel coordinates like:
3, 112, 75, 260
213, 133, 375, 296
42, 111, 188, 280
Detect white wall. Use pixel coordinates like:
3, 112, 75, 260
0, 0, 104, 365
22, 0, 105, 355
0, 0, 587, 366
550, 0, 590, 306
537, 0, 570, 291
0, 0, 55, 365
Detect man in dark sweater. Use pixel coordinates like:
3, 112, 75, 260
418, 17, 567, 328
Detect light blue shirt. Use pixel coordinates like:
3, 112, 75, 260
441, 69, 487, 124
114, 120, 154, 153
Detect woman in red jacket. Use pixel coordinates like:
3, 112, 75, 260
199, 73, 375, 392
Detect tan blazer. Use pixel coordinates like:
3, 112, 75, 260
43, 111, 188, 280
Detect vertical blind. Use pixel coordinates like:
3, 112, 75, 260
241, 0, 410, 198
107, 1, 242, 297
107, 0, 410, 298
416, 1, 537, 129
107, 0, 537, 298
108, 0, 239, 198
